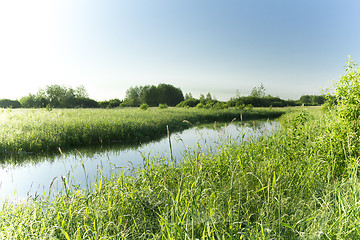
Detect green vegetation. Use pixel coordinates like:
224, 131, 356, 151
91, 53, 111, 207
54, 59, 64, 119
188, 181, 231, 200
20, 85, 98, 108
1, 83, 327, 110
122, 83, 184, 107
0, 107, 283, 158
177, 85, 325, 109
0, 99, 22, 108
0, 105, 355, 239
1, 82, 328, 110
0, 58, 358, 238
298, 95, 326, 106
98, 98, 122, 109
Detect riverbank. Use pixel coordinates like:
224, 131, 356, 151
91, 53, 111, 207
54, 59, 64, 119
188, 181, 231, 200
2, 107, 359, 239
0, 107, 284, 158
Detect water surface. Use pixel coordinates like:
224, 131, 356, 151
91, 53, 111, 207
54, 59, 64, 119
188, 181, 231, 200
0, 120, 278, 202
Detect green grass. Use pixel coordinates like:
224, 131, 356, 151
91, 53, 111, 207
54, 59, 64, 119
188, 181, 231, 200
1, 107, 360, 239
0, 107, 284, 158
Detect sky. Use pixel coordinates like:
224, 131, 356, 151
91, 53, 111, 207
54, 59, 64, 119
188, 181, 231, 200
0, 0, 360, 101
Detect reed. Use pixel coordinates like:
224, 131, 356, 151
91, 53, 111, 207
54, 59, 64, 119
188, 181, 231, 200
0, 107, 284, 158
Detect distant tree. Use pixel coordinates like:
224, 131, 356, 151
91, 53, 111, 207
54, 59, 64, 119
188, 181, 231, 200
75, 85, 89, 99
20, 93, 48, 108
98, 101, 110, 108
140, 85, 158, 106
156, 83, 184, 106
251, 83, 266, 98
123, 86, 143, 106
73, 98, 99, 108
311, 95, 325, 105
0, 99, 21, 108
45, 85, 68, 107
299, 95, 311, 105
184, 93, 193, 100
20, 94, 38, 108
20, 84, 96, 108
108, 98, 122, 108
199, 94, 206, 104
299, 95, 325, 106
124, 83, 184, 107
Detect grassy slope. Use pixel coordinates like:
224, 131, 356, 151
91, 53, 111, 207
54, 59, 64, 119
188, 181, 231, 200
0, 107, 284, 157
2, 107, 359, 239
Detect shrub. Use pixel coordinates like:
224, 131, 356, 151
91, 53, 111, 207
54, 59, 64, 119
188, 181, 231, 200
196, 103, 204, 109
158, 103, 168, 109
334, 57, 360, 130
139, 103, 149, 110
245, 104, 254, 111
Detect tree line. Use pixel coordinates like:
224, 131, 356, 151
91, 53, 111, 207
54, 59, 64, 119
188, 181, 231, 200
0, 83, 326, 109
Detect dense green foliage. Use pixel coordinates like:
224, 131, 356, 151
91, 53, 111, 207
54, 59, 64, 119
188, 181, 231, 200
177, 85, 325, 109
122, 83, 184, 107
228, 96, 298, 108
250, 83, 266, 98
20, 85, 99, 108
0, 108, 283, 158
0, 99, 21, 108
333, 57, 360, 134
2, 83, 326, 109
98, 98, 122, 108
298, 95, 326, 106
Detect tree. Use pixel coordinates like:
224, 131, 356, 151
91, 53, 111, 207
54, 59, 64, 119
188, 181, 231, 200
45, 85, 68, 107
75, 85, 89, 99
124, 83, 184, 107
251, 84, 266, 98
156, 83, 184, 106
199, 94, 206, 104
299, 95, 311, 105
0, 99, 21, 108
140, 85, 158, 106
20, 84, 95, 108
123, 86, 143, 106
185, 93, 193, 100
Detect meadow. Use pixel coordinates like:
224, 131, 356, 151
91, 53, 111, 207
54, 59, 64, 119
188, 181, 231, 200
0, 107, 284, 158
1, 106, 359, 239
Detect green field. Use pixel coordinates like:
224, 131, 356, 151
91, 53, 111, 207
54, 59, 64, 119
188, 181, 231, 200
2, 106, 359, 239
0, 107, 284, 158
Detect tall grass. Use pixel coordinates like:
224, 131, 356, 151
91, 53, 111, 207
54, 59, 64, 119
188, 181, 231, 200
1, 108, 359, 239
0, 107, 284, 158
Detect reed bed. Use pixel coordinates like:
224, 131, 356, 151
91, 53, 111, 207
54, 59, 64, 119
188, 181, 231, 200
0, 108, 359, 239
0, 107, 283, 158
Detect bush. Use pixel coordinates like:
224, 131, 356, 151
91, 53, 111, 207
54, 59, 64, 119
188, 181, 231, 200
0, 99, 21, 108
139, 103, 149, 110
158, 103, 168, 109
196, 103, 204, 109
334, 57, 360, 129
245, 104, 254, 111
212, 102, 227, 109
176, 98, 200, 107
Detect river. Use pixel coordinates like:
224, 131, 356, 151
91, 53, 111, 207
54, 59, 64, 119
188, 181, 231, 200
0, 119, 278, 202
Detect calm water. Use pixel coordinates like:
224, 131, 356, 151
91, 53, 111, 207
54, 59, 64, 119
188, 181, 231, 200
0, 120, 278, 202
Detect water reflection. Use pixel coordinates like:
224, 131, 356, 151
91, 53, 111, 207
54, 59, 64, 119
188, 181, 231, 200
0, 119, 279, 202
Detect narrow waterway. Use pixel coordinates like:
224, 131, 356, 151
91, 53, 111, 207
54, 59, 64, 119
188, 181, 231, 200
0, 120, 278, 202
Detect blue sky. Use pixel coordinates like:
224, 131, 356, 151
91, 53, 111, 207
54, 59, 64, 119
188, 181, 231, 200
0, 0, 359, 101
